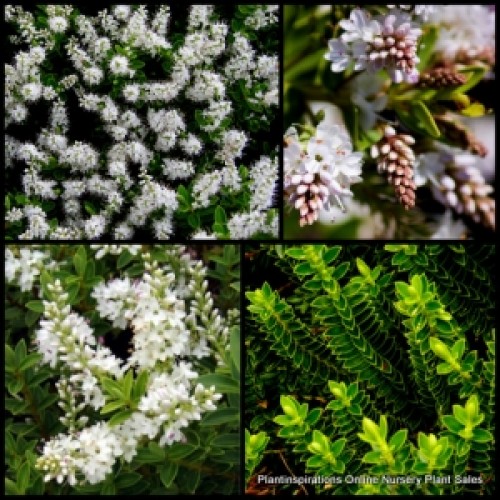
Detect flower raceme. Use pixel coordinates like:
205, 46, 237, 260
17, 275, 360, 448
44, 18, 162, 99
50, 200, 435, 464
284, 122, 363, 226
6, 245, 233, 488
325, 7, 422, 83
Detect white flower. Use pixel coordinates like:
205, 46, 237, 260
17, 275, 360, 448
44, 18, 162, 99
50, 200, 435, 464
21, 83, 43, 101
48, 16, 68, 33
113, 5, 131, 21
109, 55, 134, 77
350, 72, 388, 130
284, 120, 363, 226
433, 6, 495, 62
326, 8, 422, 83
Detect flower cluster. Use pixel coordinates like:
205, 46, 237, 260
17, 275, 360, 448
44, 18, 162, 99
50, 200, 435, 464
284, 5, 495, 238
325, 7, 422, 83
5, 245, 235, 487
416, 146, 495, 230
5, 5, 279, 240
284, 122, 363, 226
371, 125, 417, 209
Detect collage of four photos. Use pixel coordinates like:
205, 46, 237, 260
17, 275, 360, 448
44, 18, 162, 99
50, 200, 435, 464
4, 4, 496, 496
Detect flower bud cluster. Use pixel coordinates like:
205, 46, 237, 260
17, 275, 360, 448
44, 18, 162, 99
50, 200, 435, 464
371, 125, 417, 209
284, 122, 363, 227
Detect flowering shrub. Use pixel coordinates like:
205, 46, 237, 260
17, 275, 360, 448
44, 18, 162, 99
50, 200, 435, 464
5, 245, 240, 495
284, 5, 495, 239
245, 244, 495, 495
5, 5, 279, 240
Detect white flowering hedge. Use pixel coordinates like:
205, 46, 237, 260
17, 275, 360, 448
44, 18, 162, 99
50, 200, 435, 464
5, 5, 279, 240
5, 245, 240, 495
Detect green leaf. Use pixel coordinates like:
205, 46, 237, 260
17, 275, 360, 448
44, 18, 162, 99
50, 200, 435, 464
6, 344, 16, 371
25, 300, 45, 313
308, 430, 330, 455
306, 454, 326, 469
389, 429, 407, 452
149, 441, 166, 460
187, 212, 201, 229
294, 262, 314, 276
5, 477, 19, 495
460, 102, 485, 117
132, 371, 149, 402
441, 415, 463, 433
410, 101, 441, 138
332, 262, 350, 280
305, 408, 322, 426
19, 352, 42, 371
7, 378, 24, 396
323, 246, 341, 264
435, 319, 453, 335
101, 401, 124, 414
356, 258, 371, 279
362, 450, 382, 464
117, 250, 134, 269
16, 461, 30, 493
101, 481, 116, 495
67, 281, 80, 305
330, 438, 346, 456
395, 281, 411, 299
160, 462, 178, 488
230, 326, 240, 374
436, 362, 453, 375
115, 472, 142, 489
15, 339, 27, 366
285, 247, 305, 259
472, 428, 493, 443
200, 407, 239, 426
73, 245, 87, 277
108, 410, 133, 426
211, 433, 240, 447
165, 443, 196, 460
196, 374, 239, 394
25, 309, 41, 327
122, 369, 133, 399
102, 378, 125, 399
214, 206, 227, 224
455, 66, 487, 93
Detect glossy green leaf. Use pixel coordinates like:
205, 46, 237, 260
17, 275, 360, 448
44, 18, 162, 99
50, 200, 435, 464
16, 461, 30, 493
200, 407, 240, 426
160, 462, 179, 488
108, 410, 134, 427
196, 374, 239, 394
211, 433, 240, 447
165, 443, 196, 460
442, 415, 463, 433
73, 245, 87, 277
115, 472, 142, 489
230, 326, 240, 374
101, 401, 124, 414
25, 300, 45, 313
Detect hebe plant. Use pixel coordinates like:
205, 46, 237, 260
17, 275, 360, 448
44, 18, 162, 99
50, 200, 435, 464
245, 244, 495, 495
5, 245, 240, 495
4, 4, 279, 240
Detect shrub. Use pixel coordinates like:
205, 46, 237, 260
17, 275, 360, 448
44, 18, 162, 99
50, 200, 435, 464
5, 5, 279, 240
245, 244, 495, 495
5, 244, 240, 495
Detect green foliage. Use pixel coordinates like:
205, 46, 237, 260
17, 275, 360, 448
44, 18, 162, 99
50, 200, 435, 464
245, 244, 495, 495
5, 245, 240, 495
